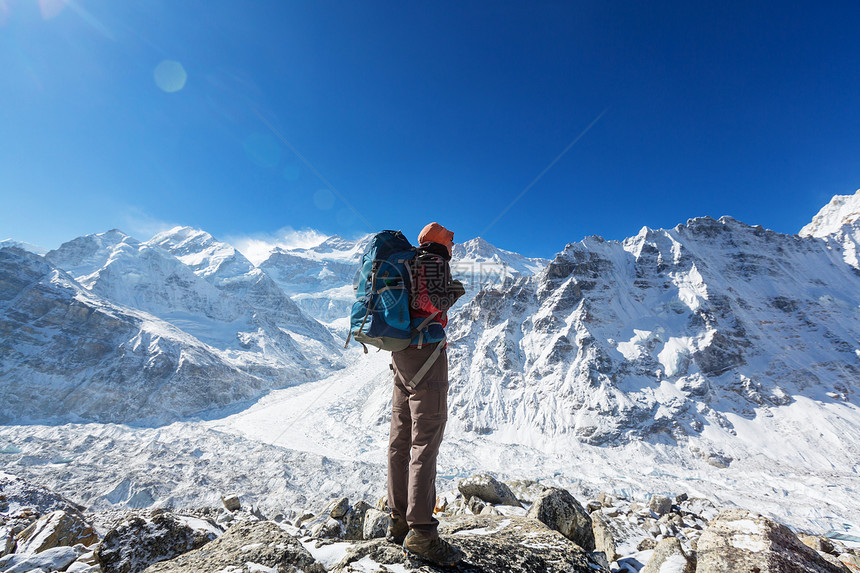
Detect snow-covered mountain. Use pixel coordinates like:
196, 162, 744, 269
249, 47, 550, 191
259, 235, 371, 327
1, 193, 859, 536
0, 247, 319, 424
255, 233, 550, 327
800, 189, 860, 269
447, 214, 860, 446
0, 226, 345, 424
0, 239, 47, 255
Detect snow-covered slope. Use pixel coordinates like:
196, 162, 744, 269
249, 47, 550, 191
0, 247, 323, 424
800, 189, 860, 269
0, 239, 47, 255
446, 217, 859, 451
452, 237, 548, 284
259, 235, 371, 327
0, 226, 346, 424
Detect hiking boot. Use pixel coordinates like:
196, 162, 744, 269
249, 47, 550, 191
402, 529, 464, 566
386, 514, 409, 544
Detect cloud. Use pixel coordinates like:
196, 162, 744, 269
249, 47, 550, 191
120, 207, 179, 241
224, 227, 328, 265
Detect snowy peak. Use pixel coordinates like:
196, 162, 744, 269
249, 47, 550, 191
0, 239, 48, 255
800, 190, 860, 238
45, 229, 139, 284
150, 226, 256, 282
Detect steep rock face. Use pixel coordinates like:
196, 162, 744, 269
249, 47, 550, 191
447, 216, 860, 445
0, 248, 326, 424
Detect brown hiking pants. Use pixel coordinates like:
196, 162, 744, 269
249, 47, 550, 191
387, 342, 448, 537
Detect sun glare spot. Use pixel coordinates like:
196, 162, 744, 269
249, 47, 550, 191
39, 0, 66, 19
153, 60, 187, 93
243, 133, 281, 168
313, 188, 335, 210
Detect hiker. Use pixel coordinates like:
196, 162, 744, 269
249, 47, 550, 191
387, 222, 466, 566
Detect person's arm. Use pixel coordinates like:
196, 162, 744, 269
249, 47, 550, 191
424, 257, 464, 312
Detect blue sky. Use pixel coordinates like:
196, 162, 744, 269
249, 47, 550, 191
2, 1, 859, 258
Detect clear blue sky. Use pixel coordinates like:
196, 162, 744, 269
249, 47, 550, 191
2, 1, 859, 258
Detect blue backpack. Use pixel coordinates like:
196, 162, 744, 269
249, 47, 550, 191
345, 230, 444, 354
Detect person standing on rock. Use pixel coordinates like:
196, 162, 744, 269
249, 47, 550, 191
387, 222, 466, 566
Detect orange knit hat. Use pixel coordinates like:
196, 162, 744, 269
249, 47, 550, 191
418, 222, 454, 255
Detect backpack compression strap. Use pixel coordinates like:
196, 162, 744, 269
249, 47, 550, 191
406, 336, 447, 389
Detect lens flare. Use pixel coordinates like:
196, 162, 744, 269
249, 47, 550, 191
243, 133, 281, 168
313, 188, 335, 210
39, 0, 66, 19
153, 60, 187, 93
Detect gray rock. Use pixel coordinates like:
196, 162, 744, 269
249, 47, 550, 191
16, 510, 99, 554
504, 479, 548, 504
295, 511, 316, 529
142, 520, 325, 573
311, 517, 343, 539
466, 496, 486, 515
342, 501, 371, 540
649, 494, 672, 516
331, 515, 605, 572
221, 494, 240, 512
641, 537, 695, 573
526, 487, 595, 551
96, 511, 222, 573
329, 497, 350, 519
696, 509, 846, 573
361, 509, 389, 540
0, 545, 85, 573
590, 510, 618, 562
458, 474, 522, 507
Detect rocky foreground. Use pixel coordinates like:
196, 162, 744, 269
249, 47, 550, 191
1, 472, 858, 573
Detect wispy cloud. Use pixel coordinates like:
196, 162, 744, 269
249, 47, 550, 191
120, 207, 179, 241
224, 227, 329, 265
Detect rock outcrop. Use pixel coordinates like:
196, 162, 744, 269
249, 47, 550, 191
332, 515, 606, 573
696, 509, 848, 573
141, 521, 324, 573
96, 510, 222, 573
641, 536, 696, 573
15, 510, 98, 555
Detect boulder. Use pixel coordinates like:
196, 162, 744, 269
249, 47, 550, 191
504, 479, 548, 504
0, 544, 85, 573
96, 511, 222, 573
15, 510, 99, 554
590, 510, 618, 562
641, 537, 695, 573
221, 494, 241, 512
343, 501, 372, 540
649, 494, 673, 516
331, 515, 606, 572
310, 517, 343, 539
526, 487, 595, 551
142, 520, 325, 573
696, 509, 847, 573
362, 508, 389, 540
329, 497, 350, 519
458, 474, 522, 507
